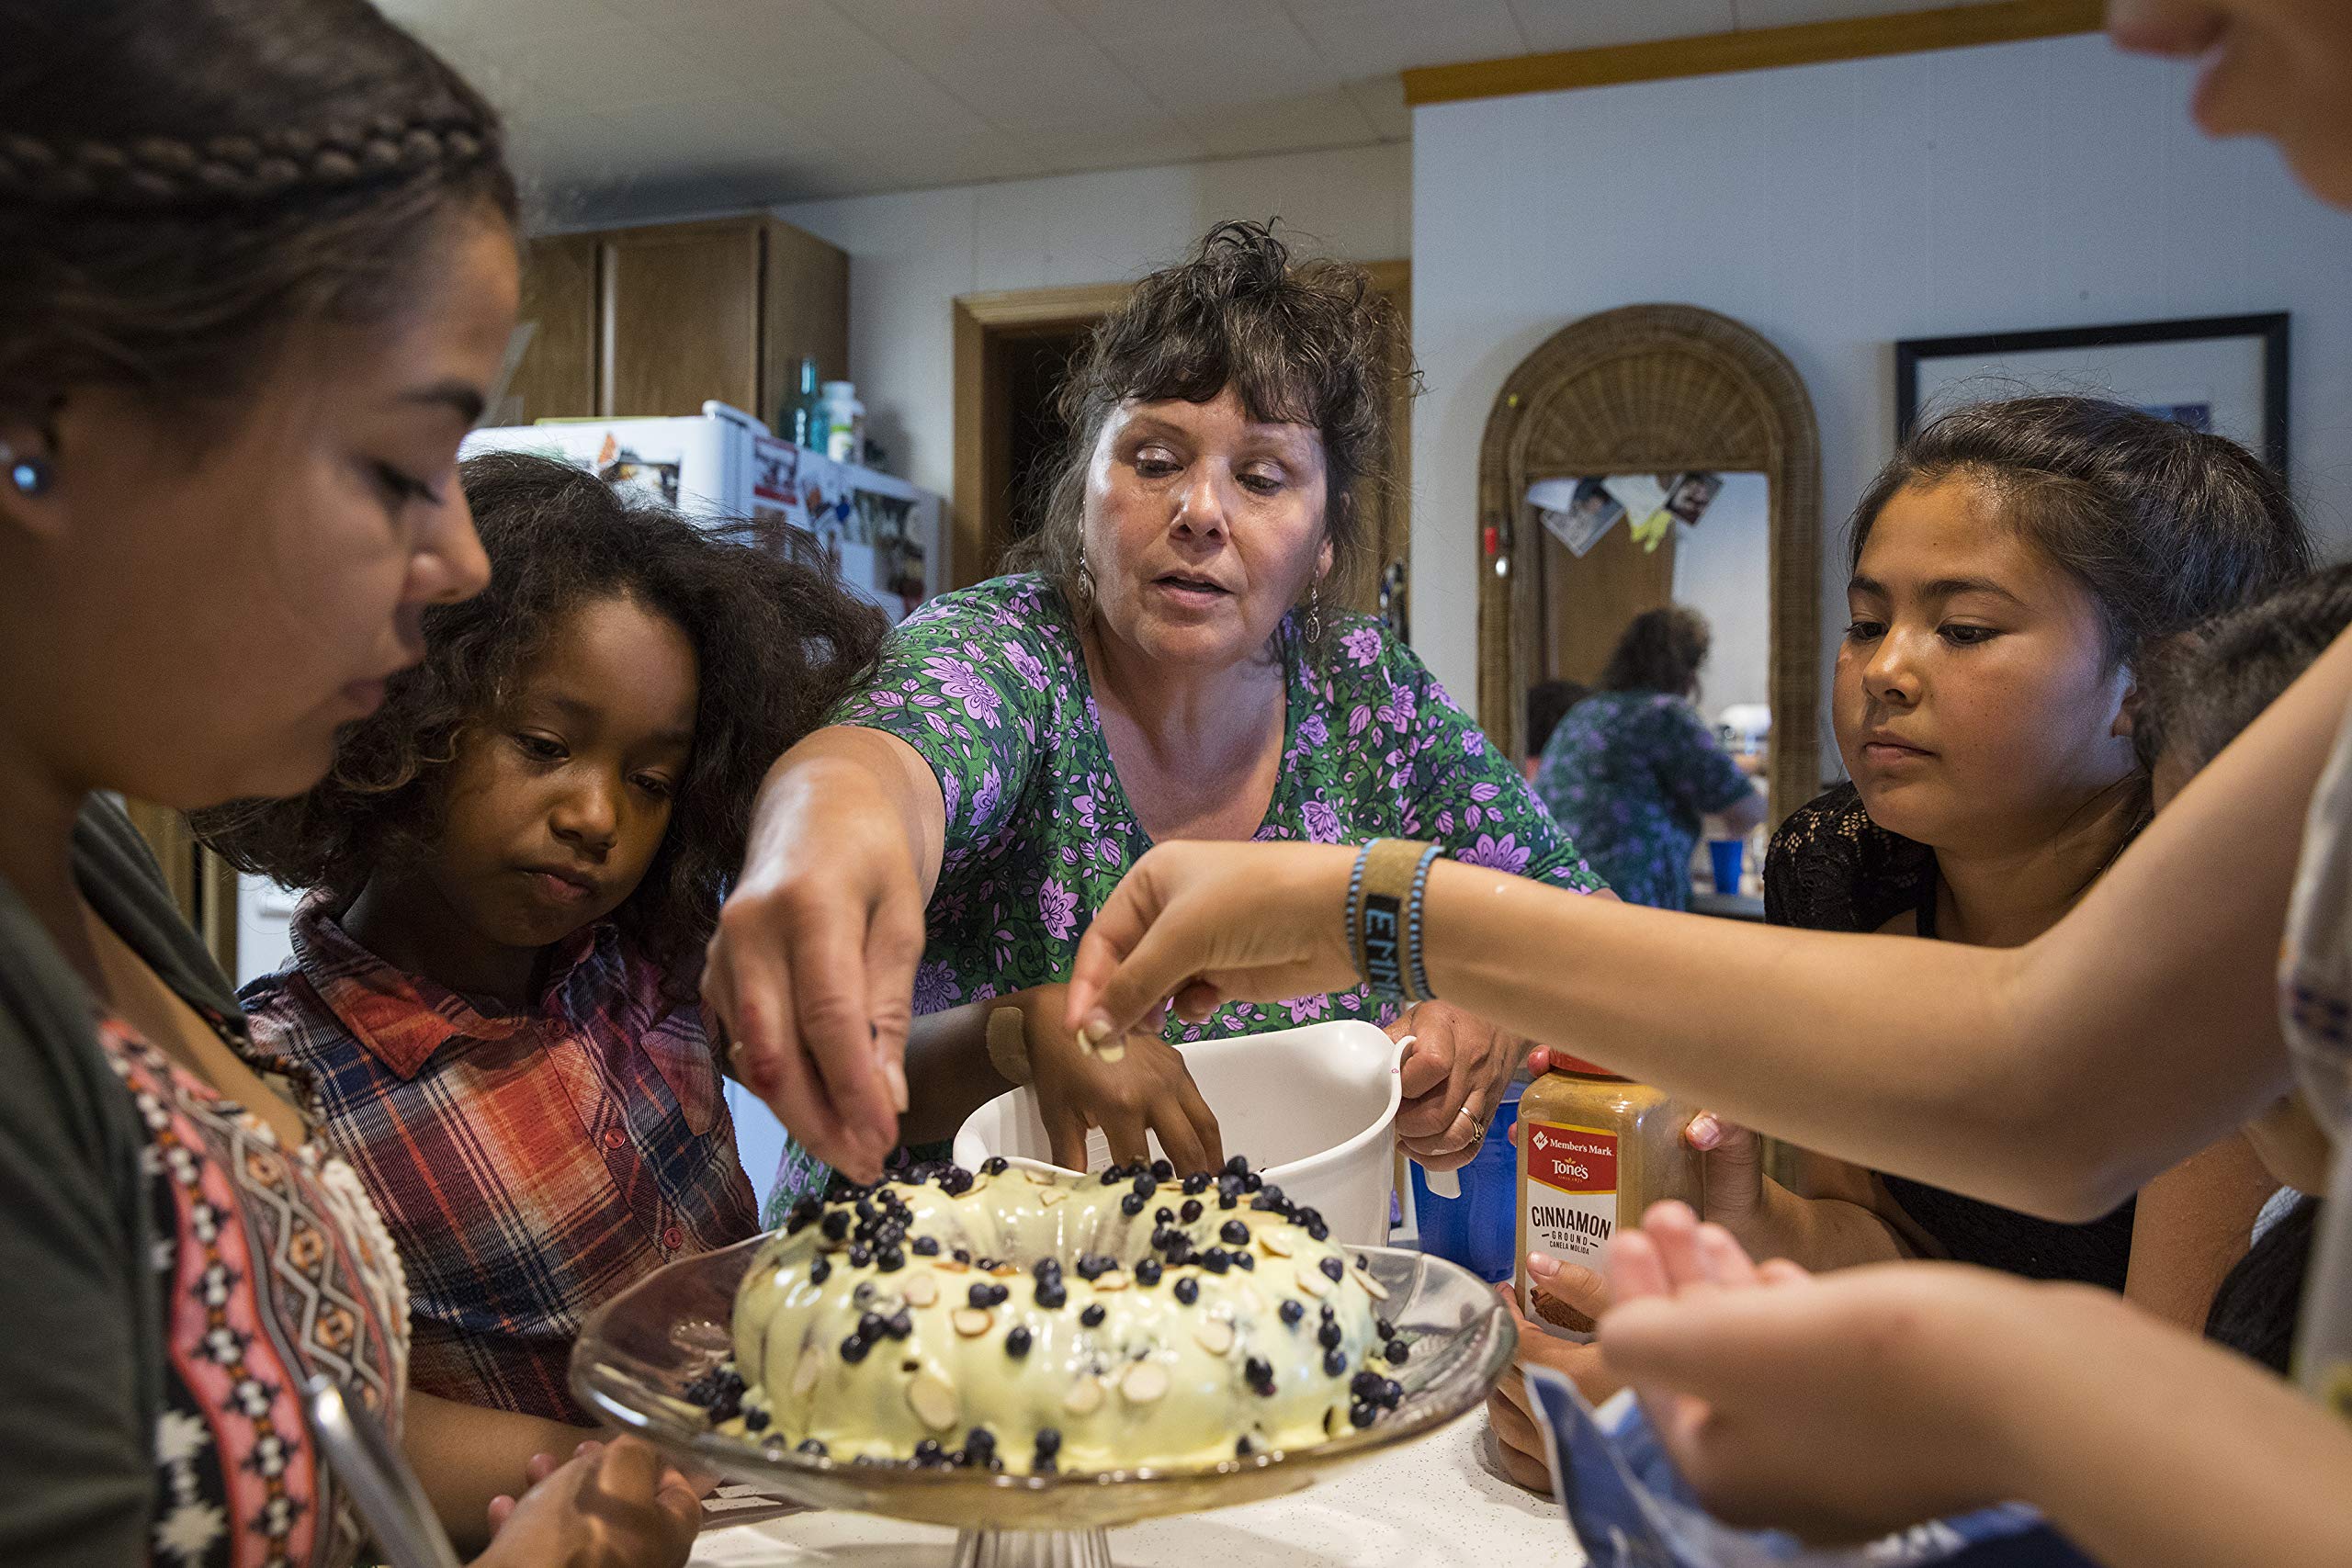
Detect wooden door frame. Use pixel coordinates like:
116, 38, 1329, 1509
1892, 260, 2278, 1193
951, 261, 1412, 593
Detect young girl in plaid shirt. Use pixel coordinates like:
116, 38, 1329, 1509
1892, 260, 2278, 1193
200, 450, 885, 1427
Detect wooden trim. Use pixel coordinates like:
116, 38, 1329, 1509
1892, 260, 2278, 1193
198, 846, 239, 982
957, 281, 1136, 333
1402, 0, 2103, 107
950, 299, 989, 589
1474, 304, 1822, 822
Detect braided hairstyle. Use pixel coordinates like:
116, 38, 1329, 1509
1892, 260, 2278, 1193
0, 0, 516, 424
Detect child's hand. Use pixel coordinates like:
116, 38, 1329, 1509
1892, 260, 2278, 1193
476, 1436, 699, 1568
1598, 1202, 2030, 1543
1486, 1258, 1620, 1495
1023, 984, 1224, 1174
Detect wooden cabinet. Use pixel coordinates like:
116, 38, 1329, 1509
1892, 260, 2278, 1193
505, 231, 599, 424
503, 214, 848, 429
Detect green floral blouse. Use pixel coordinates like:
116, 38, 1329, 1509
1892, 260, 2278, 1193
765, 573, 1599, 1213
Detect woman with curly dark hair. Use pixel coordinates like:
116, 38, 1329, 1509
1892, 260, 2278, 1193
704, 220, 1603, 1203
198, 449, 886, 1428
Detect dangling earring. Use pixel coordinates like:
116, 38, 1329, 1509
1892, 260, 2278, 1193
1305, 581, 1323, 643
1, 442, 53, 497
1076, 552, 1098, 610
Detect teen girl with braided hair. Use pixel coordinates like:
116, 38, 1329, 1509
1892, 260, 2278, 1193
0, 2, 696, 1563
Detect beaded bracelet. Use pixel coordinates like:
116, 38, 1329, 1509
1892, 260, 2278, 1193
1346, 838, 1443, 1002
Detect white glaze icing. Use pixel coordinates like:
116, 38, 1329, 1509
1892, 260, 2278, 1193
728, 1165, 1404, 1473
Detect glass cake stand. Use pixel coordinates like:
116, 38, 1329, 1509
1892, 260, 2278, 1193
572, 1239, 1516, 1568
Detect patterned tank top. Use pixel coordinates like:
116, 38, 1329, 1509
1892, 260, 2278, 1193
97, 1014, 409, 1568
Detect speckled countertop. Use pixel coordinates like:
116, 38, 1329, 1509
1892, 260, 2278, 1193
688, 1407, 1581, 1567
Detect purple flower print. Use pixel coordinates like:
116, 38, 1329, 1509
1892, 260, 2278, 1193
924, 655, 1003, 725
912, 962, 961, 1014
1302, 798, 1340, 843
866, 689, 906, 709
1285, 993, 1330, 1024
1470, 782, 1501, 804
1459, 832, 1532, 874
1435, 809, 1453, 837
1038, 877, 1078, 941
1347, 704, 1373, 738
941, 770, 961, 825
972, 764, 1002, 827
1463, 729, 1486, 758
1295, 711, 1329, 750
1005, 640, 1047, 692
1341, 626, 1383, 668
925, 712, 951, 737
1377, 683, 1417, 731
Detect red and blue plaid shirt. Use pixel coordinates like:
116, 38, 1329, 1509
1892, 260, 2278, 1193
240, 895, 757, 1423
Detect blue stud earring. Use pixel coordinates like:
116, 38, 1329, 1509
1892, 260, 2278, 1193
3, 445, 53, 496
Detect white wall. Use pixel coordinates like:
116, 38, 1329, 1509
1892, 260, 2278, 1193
775, 142, 1411, 517
1671, 472, 1772, 721
1411, 35, 2352, 756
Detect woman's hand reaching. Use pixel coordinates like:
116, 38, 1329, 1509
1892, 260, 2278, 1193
705, 735, 940, 1184
1020, 984, 1225, 1174
1065, 840, 1361, 1041
1391, 1002, 1522, 1171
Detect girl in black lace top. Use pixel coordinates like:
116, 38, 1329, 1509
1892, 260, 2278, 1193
1707, 397, 2308, 1323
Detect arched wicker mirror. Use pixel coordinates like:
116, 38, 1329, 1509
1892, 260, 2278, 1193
1476, 304, 1822, 821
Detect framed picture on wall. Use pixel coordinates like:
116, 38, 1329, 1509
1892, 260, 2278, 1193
1894, 312, 2290, 473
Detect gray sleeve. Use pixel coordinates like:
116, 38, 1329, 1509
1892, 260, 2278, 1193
0, 1007, 155, 1565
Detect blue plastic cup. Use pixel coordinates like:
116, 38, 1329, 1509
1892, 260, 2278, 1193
1408, 1082, 1523, 1281
1707, 837, 1746, 896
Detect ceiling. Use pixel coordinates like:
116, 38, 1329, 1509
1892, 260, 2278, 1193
377, 0, 1996, 223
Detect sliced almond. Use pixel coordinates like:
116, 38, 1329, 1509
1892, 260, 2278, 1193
1063, 1376, 1104, 1416
1093, 1269, 1129, 1292
990, 1262, 1020, 1279
791, 1346, 822, 1397
1258, 1230, 1293, 1258
953, 1307, 993, 1337
1023, 1168, 1060, 1186
900, 1273, 937, 1308
1039, 1187, 1069, 1207
1120, 1360, 1169, 1403
1192, 1317, 1236, 1356
1295, 1263, 1331, 1299
936, 1258, 971, 1273
906, 1371, 958, 1431
1349, 1265, 1391, 1303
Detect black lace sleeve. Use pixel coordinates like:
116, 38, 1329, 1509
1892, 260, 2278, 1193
1762, 783, 1936, 934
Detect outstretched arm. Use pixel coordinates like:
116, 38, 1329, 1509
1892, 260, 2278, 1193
1067, 627, 2352, 1217
707, 725, 944, 1182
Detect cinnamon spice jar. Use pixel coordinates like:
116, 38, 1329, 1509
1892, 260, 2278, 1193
1515, 1056, 1704, 1338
